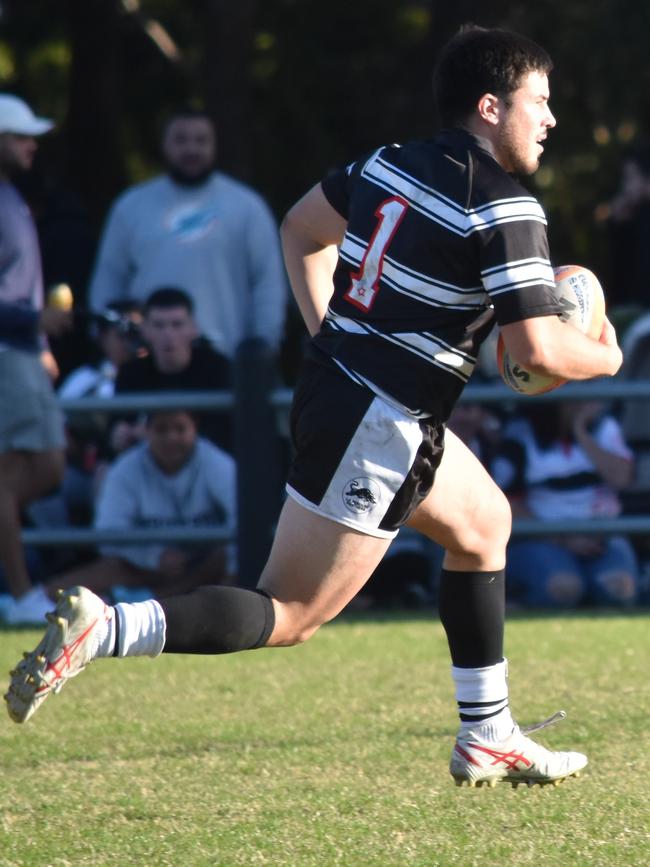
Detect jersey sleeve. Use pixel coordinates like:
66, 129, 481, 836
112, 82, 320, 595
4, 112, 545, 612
320, 166, 354, 219
320, 150, 379, 219
475, 192, 563, 326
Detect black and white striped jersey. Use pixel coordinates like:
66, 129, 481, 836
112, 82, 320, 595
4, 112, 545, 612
313, 128, 562, 421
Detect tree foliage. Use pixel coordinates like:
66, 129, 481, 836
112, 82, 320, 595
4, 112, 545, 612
1, 0, 650, 291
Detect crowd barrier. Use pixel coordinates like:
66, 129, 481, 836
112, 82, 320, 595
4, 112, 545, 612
22, 339, 650, 586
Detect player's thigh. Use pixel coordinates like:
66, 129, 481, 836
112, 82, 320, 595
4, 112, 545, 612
407, 428, 511, 568
258, 496, 392, 645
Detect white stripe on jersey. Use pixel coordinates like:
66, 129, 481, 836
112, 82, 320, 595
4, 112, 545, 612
325, 308, 475, 382
482, 257, 556, 295
340, 232, 487, 309
362, 152, 547, 237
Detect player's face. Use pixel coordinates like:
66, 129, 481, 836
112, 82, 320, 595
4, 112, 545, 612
494, 71, 555, 175
162, 117, 216, 184
142, 306, 197, 373
147, 411, 197, 474
0, 133, 38, 177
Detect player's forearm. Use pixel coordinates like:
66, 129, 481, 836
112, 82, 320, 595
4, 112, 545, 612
281, 224, 338, 336
500, 316, 622, 380
281, 183, 347, 337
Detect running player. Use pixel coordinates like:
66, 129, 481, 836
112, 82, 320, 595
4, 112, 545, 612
6, 26, 622, 788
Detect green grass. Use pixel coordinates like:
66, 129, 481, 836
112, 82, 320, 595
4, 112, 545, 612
1, 610, 648, 866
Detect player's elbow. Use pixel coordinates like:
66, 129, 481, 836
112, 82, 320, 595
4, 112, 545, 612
500, 319, 565, 376
515, 343, 558, 376
503, 338, 555, 376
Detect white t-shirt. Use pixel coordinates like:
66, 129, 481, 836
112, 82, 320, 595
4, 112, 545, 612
95, 437, 236, 570
492, 415, 633, 520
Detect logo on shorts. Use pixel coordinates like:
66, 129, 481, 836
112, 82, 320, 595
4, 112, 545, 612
342, 477, 380, 514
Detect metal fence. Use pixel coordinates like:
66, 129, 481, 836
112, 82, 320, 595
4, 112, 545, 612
24, 340, 650, 585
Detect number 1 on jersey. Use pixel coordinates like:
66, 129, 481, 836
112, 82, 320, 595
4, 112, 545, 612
344, 196, 408, 312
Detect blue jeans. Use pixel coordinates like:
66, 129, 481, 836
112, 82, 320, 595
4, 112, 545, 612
506, 536, 639, 608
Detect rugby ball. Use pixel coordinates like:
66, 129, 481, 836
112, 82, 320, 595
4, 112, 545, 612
496, 264, 606, 395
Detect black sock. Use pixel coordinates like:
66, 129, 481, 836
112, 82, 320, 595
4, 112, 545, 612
160, 586, 275, 654
438, 569, 505, 668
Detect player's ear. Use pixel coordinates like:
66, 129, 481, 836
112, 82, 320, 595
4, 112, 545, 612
476, 93, 501, 127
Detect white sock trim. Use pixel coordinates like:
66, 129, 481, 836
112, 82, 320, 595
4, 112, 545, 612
451, 658, 508, 703
114, 599, 166, 658
94, 606, 116, 658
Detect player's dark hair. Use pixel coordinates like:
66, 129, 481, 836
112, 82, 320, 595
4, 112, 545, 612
433, 25, 553, 127
144, 287, 194, 315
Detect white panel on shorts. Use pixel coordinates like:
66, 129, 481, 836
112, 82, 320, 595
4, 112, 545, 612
286, 395, 425, 538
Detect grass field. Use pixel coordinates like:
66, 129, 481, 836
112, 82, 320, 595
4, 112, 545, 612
1, 609, 648, 866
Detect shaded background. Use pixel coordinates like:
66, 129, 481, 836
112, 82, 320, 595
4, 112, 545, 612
2, 0, 649, 375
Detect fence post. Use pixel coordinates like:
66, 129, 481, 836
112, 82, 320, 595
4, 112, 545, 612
233, 338, 285, 587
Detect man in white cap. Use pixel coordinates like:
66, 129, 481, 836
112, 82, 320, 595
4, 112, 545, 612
0, 94, 73, 624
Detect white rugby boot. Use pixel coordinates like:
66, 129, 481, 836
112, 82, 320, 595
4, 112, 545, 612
450, 721, 588, 788
4, 587, 111, 724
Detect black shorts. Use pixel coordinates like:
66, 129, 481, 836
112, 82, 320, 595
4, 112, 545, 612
286, 361, 445, 538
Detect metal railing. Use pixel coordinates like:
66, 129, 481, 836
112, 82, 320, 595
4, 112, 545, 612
22, 343, 650, 585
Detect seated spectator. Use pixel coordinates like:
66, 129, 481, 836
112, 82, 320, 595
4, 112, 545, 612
492, 401, 639, 608
59, 301, 144, 401
112, 287, 232, 454
43, 302, 146, 527
44, 409, 236, 601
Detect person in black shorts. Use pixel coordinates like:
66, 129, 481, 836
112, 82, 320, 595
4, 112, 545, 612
6, 26, 623, 788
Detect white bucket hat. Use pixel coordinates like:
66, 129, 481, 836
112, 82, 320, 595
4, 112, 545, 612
0, 94, 54, 136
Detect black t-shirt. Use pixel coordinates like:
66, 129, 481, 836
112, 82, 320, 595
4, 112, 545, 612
115, 342, 233, 452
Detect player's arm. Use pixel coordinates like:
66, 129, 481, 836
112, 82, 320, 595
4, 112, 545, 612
281, 183, 347, 336
499, 313, 622, 380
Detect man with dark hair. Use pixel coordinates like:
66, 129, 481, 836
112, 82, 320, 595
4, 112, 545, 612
7, 28, 622, 789
433, 26, 554, 130
88, 109, 287, 360
111, 287, 232, 454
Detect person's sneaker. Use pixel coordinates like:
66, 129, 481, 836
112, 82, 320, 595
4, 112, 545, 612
2, 585, 55, 626
4, 586, 111, 724
450, 724, 588, 788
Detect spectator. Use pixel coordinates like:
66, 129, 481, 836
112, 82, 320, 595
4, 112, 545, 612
492, 401, 639, 608
43, 302, 145, 527
112, 287, 232, 453
45, 410, 236, 601
88, 108, 288, 360
0, 94, 73, 625
447, 399, 503, 465
59, 301, 144, 401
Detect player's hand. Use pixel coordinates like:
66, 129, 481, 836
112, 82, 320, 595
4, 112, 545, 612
39, 307, 73, 337
598, 316, 623, 375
